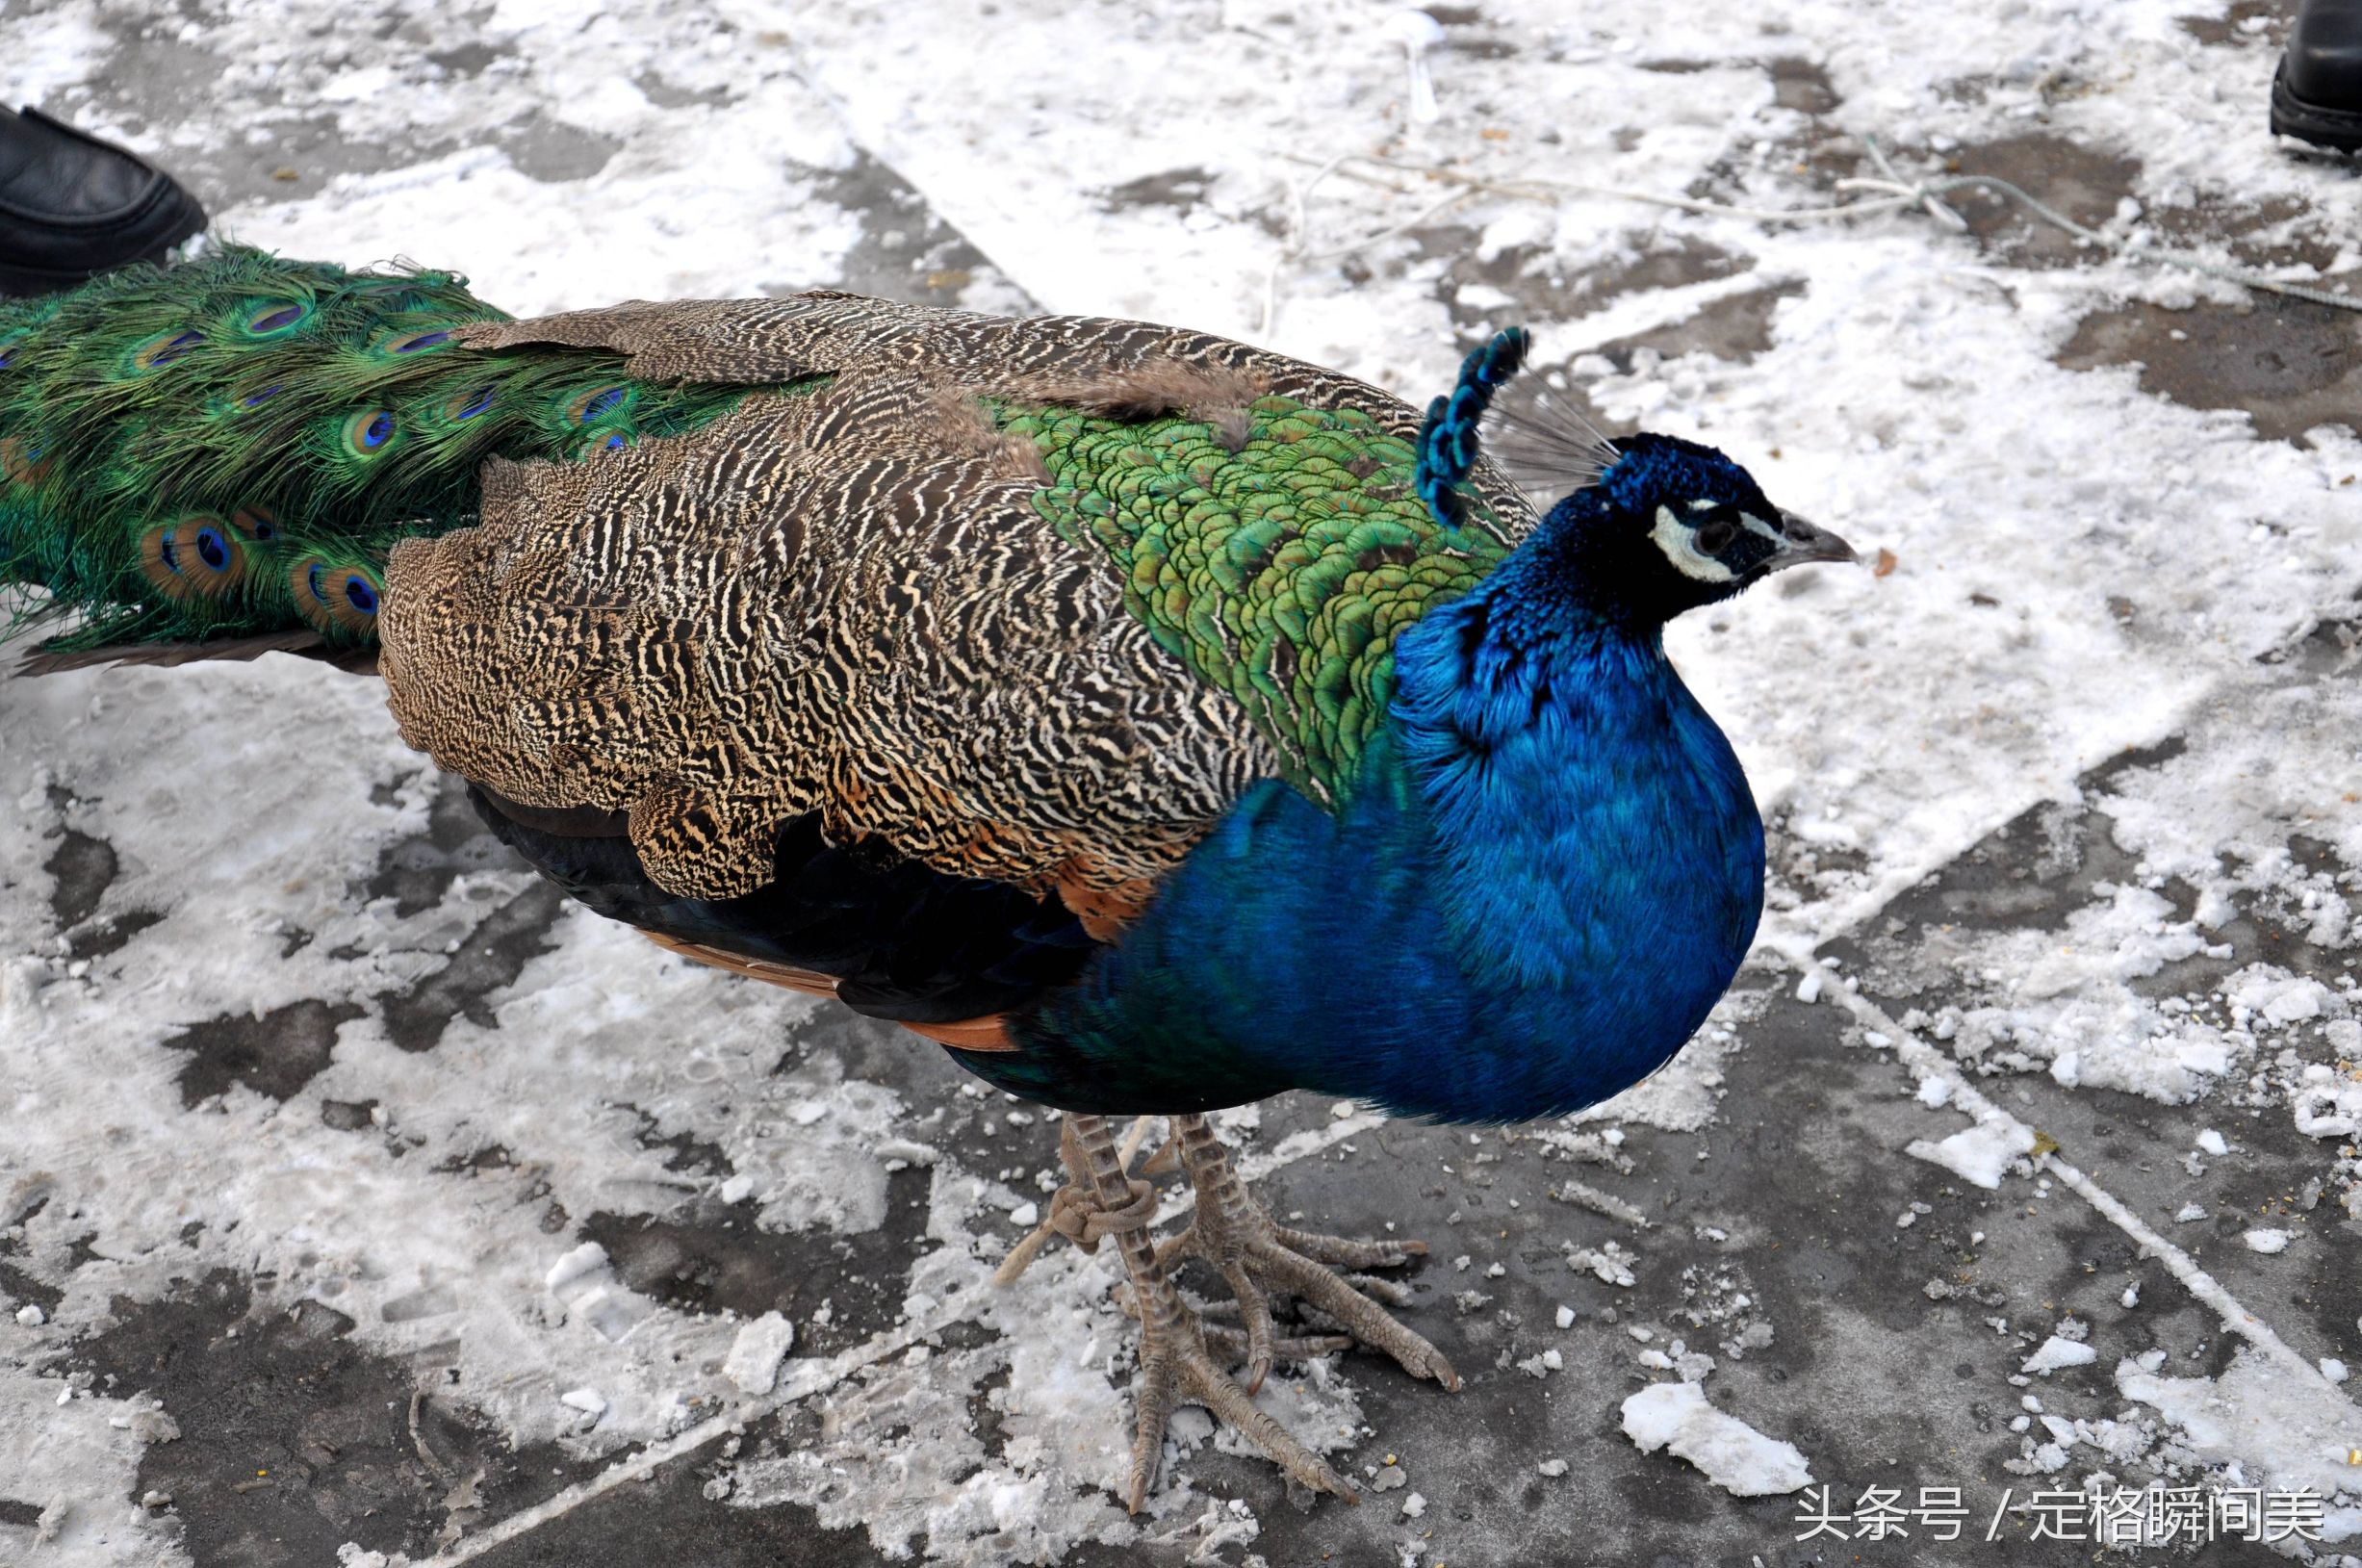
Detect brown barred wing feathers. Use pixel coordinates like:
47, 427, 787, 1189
380, 366, 1269, 913
387, 294, 1535, 920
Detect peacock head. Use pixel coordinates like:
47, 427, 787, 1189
1566, 430, 1856, 621
1415, 326, 1856, 628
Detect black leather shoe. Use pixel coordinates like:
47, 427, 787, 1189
2275, 0, 2362, 152
0, 106, 208, 296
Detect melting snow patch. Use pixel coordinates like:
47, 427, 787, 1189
1574, 1007, 1749, 1133
1620, 1381, 1812, 1497
558, 1387, 607, 1421
2230, 971, 2328, 1027
2294, 1066, 2362, 1140
1904, 1118, 2035, 1190
2118, 1350, 2362, 1512
544, 1241, 650, 1343
545, 1242, 610, 1295
1569, 1242, 1638, 1288
723, 1312, 797, 1395
2021, 1337, 2098, 1375
2243, 1228, 2291, 1254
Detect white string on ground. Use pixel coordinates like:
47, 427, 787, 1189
423, 1105, 1389, 1561
1259, 150, 1358, 338
1861, 132, 1969, 233
1759, 933, 2349, 1394
420, 1294, 980, 1566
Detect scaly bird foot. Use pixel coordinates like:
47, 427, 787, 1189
1039, 1114, 1366, 1509
1122, 1264, 1357, 1509
1160, 1113, 1460, 1398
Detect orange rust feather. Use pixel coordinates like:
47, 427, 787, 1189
1054, 861, 1157, 943
639, 931, 1019, 1052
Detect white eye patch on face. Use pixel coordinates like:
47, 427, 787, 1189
1652, 504, 1737, 583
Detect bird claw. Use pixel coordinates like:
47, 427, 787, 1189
1156, 1116, 1459, 1397
1123, 1283, 1358, 1511
1043, 1112, 1456, 1510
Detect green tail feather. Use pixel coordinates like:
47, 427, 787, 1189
0, 245, 759, 655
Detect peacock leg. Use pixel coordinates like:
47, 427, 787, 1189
1059, 1112, 1356, 1510
1156, 1113, 1459, 1397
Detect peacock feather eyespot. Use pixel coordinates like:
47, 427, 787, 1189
443, 384, 498, 422
563, 384, 632, 425
138, 514, 246, 600
342, 407, 398, 456
290, 555, 383, 638
240, 300, 310, 338
387, 328, 454, 354
0, 434, 52, 487
229, 503, 280, 542
129, 329, 206, 373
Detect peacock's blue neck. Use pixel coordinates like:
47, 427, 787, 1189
1007, 536, 1768, 1123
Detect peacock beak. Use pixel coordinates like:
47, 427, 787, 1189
1764, 511, 1858, 571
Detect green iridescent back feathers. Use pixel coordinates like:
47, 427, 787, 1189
0, 246, 752, 655
1012, 401, 1509, 792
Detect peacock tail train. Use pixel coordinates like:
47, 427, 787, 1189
0, 245, 758, 658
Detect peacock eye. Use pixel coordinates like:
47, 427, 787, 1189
1693, 514, 1736, 554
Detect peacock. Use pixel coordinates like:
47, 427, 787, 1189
0, 246, 1854, 1507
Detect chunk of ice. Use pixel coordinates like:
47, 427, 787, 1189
1905, 1120, 2035, 1190
1620, 1381, 1812, 1496
2022, 1337, 2098, 1375
723, 1311, 797, 1395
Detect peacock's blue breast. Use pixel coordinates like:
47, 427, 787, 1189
1001, 606, 1765, 1123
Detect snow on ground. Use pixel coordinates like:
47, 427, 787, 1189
1618, 1380, 1813, 1497
4, 0, 2362, 1563
2119, 1349, 2362, 1536
1906, 1114, 2039, 1189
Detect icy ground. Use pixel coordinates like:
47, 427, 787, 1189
3, 0, 2360, 1563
